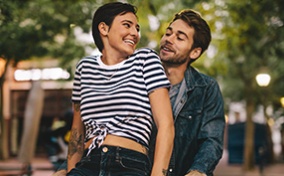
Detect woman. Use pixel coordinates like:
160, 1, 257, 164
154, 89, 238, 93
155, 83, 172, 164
67, 2, 174, 176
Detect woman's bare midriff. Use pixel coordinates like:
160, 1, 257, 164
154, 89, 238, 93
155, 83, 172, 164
85, 134, 148, 155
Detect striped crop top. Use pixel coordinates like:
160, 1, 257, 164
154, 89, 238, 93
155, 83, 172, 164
72, 48, 170, 155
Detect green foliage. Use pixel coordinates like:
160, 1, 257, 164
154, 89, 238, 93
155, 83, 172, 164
1, 0, 283, 108
218, 0, 284, 107
0, 0, 96, 65
131, 0, 200, 50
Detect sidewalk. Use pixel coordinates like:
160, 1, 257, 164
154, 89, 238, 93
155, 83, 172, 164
0, 150, 284, 176
0, 156, 54, 176
214, 150, 284, 176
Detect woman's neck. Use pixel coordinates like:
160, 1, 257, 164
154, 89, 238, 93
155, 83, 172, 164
101, 50, 127, 65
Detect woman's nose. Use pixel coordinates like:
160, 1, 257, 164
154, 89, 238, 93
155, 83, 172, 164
130, 26, 139, 37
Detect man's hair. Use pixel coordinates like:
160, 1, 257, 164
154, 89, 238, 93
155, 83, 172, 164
171, 9, 211, 61
92, 2, 137, 52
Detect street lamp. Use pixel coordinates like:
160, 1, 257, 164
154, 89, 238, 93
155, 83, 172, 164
280, 97, 284, 108
256, 73, 271, 87
255, 72, 271, 119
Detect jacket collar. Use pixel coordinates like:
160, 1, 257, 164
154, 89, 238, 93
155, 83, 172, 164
184, 66, 207, 91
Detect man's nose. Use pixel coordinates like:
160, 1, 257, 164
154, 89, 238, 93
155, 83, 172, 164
165, 34, 175, 43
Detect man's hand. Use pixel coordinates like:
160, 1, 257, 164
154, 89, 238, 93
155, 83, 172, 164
185, 170, 207, 176
52, 169, 67, 176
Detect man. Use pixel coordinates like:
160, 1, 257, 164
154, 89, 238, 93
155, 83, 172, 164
53, 9, 225, 176
151, 9, 225, 176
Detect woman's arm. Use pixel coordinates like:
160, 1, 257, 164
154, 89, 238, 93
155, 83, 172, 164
149, 87, 175, 176
67, 103, 85, 172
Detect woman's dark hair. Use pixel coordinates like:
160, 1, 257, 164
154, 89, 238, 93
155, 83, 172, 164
172, 9, 211, 62
92, 2, 137, 52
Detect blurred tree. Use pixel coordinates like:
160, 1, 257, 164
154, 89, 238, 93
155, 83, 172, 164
0, 0, 100, 159
211, 0, 284, 171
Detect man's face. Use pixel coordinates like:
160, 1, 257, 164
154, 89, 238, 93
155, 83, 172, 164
159, 19, 195, 65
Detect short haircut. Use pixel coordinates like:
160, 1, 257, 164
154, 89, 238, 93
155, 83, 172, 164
172, 9, 211, 58
92, 2, 138, 52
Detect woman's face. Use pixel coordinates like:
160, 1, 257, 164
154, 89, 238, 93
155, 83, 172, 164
103, 12, 140, 58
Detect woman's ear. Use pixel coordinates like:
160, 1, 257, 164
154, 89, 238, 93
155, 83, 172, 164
189, 47, 202, 60
98, 22, 109, 36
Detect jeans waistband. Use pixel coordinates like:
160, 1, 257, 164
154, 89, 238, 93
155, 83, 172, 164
85, 145, 148, 159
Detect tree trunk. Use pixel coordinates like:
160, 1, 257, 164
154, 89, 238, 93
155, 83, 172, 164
263, 105, 274, 163
0, 60, 9, 160
0, 114, 9, 160
243, 99, 255, 171
18, 81, 44, 164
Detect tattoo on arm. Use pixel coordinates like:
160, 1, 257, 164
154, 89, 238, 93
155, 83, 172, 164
68, 128, 84, 160
162, 169, 168, 176
74, 103, 80, 112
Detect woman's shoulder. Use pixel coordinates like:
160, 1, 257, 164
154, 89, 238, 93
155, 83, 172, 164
81, 54, 100, 62
131, 48, 159, 60
77, 55, 100, 65
134, 47, 158, 55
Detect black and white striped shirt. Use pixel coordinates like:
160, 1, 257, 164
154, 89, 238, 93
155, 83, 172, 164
72, 48, 170, 154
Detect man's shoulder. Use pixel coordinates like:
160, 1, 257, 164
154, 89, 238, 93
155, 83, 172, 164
189, 66, 218, 86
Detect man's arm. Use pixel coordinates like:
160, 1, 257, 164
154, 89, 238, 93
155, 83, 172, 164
52, 169, 67, 176
186, 170, 207, 176
187, 80, 225, 175
51, 159, 67, 176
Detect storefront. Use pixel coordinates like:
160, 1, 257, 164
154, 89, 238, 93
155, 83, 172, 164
2, 59, 74, 156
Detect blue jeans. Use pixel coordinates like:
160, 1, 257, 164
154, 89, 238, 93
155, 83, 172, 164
67, 145, 151, 176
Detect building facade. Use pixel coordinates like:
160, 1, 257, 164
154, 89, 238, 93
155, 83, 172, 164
2, 59, 74, 157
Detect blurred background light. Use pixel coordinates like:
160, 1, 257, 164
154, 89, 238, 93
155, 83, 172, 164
256, 73, 271, 87
14, 67, 70, 81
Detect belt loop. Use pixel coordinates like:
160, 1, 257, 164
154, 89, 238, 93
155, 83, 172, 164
115, 147, 120, 161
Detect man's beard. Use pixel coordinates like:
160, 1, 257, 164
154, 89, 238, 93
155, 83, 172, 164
161, 57, 188, 66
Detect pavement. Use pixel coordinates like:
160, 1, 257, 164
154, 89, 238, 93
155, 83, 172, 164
0, 155, 54, 176
0, 150, 284, 176
214, 150, 284, 176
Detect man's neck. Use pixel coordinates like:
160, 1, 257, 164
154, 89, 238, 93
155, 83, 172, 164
163, 64, 187, 85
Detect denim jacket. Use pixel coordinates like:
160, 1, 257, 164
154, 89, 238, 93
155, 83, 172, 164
58, 66, 225, 175
149, 66, 225, 176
